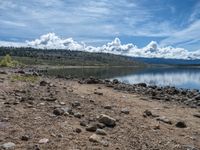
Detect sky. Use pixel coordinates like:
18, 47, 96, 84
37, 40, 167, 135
0, 0, 200, 59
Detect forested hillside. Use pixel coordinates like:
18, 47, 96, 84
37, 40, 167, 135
0, 47, 144, 66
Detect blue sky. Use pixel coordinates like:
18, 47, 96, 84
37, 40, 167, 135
0, 0, 200, 51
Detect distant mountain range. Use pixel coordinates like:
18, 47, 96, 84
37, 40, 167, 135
134, 57, 200, 65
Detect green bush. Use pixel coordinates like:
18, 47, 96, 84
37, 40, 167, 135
0, 54, 21, 67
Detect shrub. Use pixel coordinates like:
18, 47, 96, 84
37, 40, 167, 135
0, 54, 20, 67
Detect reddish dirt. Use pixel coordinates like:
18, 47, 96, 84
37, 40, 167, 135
0, 73, 200, 150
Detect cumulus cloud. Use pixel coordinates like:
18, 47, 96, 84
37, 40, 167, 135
27, 33, 85, 50
1, 33, 200, 60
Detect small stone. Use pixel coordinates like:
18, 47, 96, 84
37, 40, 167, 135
96, 129, 107, 135
89, 134, 101, 143
61, 107, 73, 115
75, 128, 82, 133
104, 105, 112, 109
80, 120, 87, 127
153, 124, 160, 130
53, 108, 64, 116
121, 108, 130, 114
175, 121, 187, 128
98, 114, 116, 127
96, 123, 105, 129
156, 116, 172, 124
86, 124, 97, 132
2, 142, 15, 150
193, 114, 200, 118
94, 92, 103, 96
40, 81, 48, 86
59, 102, 65, 105
39, 138, 49, 144
143, 110, 153, 117
72, 101, 81, 107
21, 135, 29, 141
74, 112, 82, 118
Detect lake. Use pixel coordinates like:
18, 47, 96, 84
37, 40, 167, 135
44, 67, 200, 90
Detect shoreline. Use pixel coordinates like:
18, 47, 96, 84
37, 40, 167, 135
0, 70, 200, 149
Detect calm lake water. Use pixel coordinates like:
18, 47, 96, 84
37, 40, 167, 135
45, 67, 200, 90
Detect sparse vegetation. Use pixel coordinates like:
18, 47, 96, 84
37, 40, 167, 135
11, 75, 39, 83
0, 54, 21, 67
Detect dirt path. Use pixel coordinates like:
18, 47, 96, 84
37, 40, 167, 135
0, 73, 200, 150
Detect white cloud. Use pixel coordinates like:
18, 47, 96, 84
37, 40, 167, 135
160, 20, 200, 49
1, 33, 199, 60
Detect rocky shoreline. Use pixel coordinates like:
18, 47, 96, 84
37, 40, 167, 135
0, 70, 200, 149
78, 77, 200, 108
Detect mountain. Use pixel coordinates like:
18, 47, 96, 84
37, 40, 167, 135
134, 57, 200, 65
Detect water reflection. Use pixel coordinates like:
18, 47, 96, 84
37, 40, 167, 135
45, 67, 200, 90
115, 67, 200, 90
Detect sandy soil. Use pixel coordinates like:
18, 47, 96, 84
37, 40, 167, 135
0, 73, 200, 150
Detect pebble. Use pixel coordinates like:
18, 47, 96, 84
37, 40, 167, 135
75, 128, 82, 133
175, 121, 187, 128
53, 108, 64, 116
72, 101, 81, 107
94, 92, 103, 96
2, 142, 15, 150
86, 124, 97, 132
21, 135, 30, 141
104, 105, 112, 109
96, 129, 107, 135
121, 108, 130, 114
39, 138, 49, 144
98, 114, 116, 127
89, 134, 101, 143
74, 112, 82, 118
156, 116, 172, 124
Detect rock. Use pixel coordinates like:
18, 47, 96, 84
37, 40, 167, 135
94, 92, 103, 96
112, 79, 119, 84
21, 135, 29, 141
121, 108, 129, 114
98, 114, 116, 127
80, 120, 87, 127
143, 110, 153, 117
2, 142, 15, 150
42, 97, 57, 101
75, 128, 82, 133
175, 121, 187, 128
61, 107, 73, 115
89, 134, 101, 143
96, 123, 105, 129
143, 110, 159, 118
53, 108, 64, 116
59, 102, 65, 105
182, 145, 198, 150
137, 83, 147, 87
40, 81, 48, 86
72, 101, 81, 107
156, 116, 172, 124
96, 129, 107, 135
86, 124, 97, 132
27, 144, 40, 150
74, 112, 82, 118
104, 105, 112, 109
193, 113, 200, 118
39, 138, 49, 144
85, 77, 102, 84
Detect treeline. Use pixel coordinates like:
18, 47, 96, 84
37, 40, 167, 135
0, 47, 144, 66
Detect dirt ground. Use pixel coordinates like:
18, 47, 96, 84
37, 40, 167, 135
0, 73, 200, 150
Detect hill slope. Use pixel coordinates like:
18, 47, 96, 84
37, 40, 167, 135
0, 47, 144, 66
